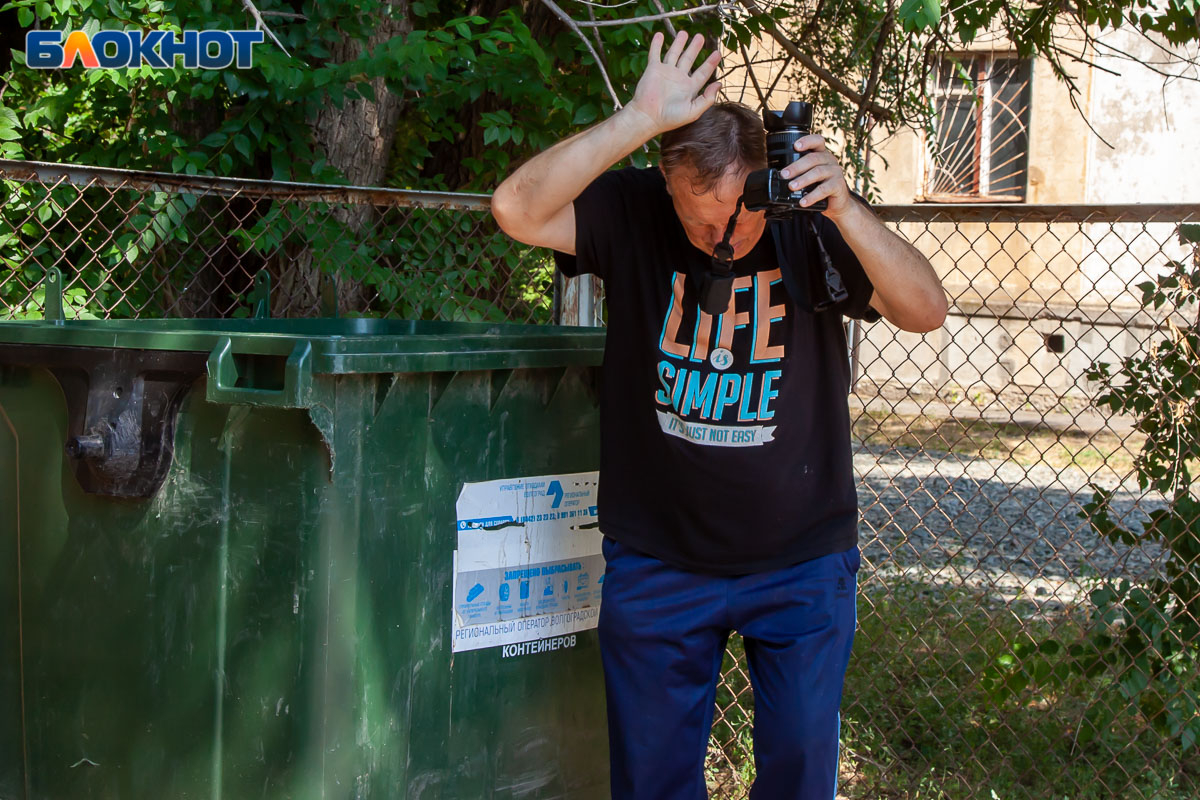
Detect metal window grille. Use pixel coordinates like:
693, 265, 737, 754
925, 55, 1033, 202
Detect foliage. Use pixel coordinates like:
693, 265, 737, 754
745, 0, 1200, 196
2, 0, 1199, 318
983, 224, 1200, 756
0, 1, 717, 181
0, 1, 709, 318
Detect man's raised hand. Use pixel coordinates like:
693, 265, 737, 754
626, 31, 722, 136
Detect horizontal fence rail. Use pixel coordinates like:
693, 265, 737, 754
3, 159, 1200, 799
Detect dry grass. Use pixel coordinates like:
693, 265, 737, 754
852, 409, 1145, 482
708, 580, 1199, 800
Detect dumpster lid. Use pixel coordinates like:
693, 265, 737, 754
0, 317, 606, 374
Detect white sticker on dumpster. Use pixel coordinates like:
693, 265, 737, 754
452, 472, 603, 653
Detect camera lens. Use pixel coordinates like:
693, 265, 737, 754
766, 128, 803, 174
764, 101, 813, 173
757, 100, 827, 212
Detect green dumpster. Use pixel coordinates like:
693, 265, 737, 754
0, 277, 609, 799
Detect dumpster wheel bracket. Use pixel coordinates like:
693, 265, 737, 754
0, 343, 209, 498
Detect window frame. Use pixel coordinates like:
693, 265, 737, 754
920, 52, 1032, 204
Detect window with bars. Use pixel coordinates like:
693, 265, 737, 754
924, 54, 1032, 202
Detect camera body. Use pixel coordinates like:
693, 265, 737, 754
741, 101, 827, 217
698, 99, 844, 315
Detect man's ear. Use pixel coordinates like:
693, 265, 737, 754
659, 165, 672, 196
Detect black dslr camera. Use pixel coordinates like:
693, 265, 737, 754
698, 100, 845, 316
742, 101, 827, 217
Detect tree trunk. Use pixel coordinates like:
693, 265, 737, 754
300, 0, 411, 316
167, 95, 248, 317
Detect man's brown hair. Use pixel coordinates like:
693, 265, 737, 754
659, 102, 767, 193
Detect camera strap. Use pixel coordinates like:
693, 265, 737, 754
694, 198, 744, 315
699, 200, 849, 316
770, 217, 848, 314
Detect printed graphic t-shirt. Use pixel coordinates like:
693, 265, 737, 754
554, 167, 878, 575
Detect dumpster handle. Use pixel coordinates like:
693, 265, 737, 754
250, 270, 272, 320
43, 267, 64, 325
206, 338, 313, 408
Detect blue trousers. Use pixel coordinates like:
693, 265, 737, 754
598, 537, 859, 800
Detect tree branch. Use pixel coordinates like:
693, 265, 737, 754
763, 53, 793, 99
650, 0, 679, 37
855, 0, 896, 132
1087, 36, 1198, 80
539, 0, 623, 108
242, 0, 292, 58
575, 4, 729, 27
585, 4, 608, 60
739, 44, 768, 106
735, 0, 893, 121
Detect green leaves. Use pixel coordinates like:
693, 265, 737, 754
898, 0, 942, 32
0, 105, 21, 142
232, 133, 252, 160
572, 103, 600, 126
480, 109, 521, 146
1094, 258, 1200, 496
1179, 223, 1200, 245
989, 229, 1200, 755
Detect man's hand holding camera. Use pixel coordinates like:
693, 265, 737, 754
780, 135, 854, 221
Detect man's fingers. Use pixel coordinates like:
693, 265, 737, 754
691, 81, 722, 116
788, 164, 837, 193
784, 166, 849, 209
680, 33, 705, 71
781, 152, 827, 180
663, 30, 689, 66
793, 134, 828, 154
691, 50, 721, 85
647, 31, 664, 64
800, 180, 836, 208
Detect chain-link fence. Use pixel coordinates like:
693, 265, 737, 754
0, 160, 573, 324
3, 160, 1198, 798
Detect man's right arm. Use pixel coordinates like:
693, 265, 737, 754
490, 108, 661, 255
490, 31, 722, 255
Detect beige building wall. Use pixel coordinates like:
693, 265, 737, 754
1079, 27, 1200, 305
868, 28, 1095, 205
720, 29, 1197, 407
1086, 28, 1200, 204
858, 28, 1198, 405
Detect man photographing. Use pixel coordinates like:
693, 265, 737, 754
492, 29, 947, 800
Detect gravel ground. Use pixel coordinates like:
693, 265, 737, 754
852, 443, 1168, 615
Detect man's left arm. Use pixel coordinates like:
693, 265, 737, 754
781, 135, 948, 333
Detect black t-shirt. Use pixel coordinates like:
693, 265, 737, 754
555, 167, 878, 575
